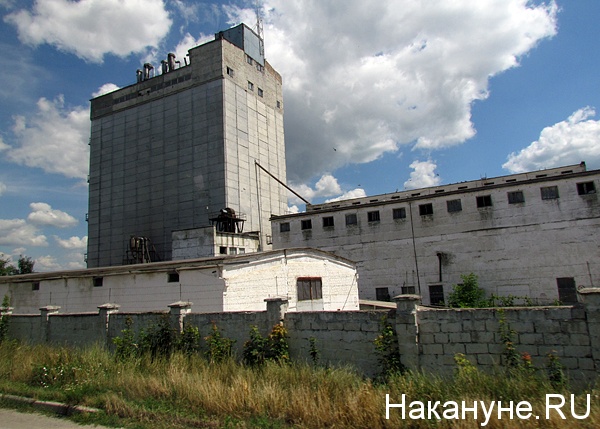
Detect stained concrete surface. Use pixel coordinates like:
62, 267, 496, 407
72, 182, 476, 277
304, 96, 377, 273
0, 408, 115, 429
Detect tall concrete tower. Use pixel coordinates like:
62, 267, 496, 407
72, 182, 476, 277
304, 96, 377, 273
87, 24, 287, 267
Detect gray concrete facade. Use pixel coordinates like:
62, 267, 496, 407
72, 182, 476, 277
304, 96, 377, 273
87, 24, 286, 267
270, 163, 600, 305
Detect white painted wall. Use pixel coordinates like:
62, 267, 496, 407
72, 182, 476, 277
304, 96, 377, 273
271, 166, 600, 305
0, 249, 359, 314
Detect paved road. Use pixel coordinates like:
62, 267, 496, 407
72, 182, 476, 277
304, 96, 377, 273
0, 408, 115, 429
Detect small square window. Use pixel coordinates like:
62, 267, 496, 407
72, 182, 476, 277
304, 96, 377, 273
168, 272, 179, 283
301, 219, 312, 230
508, 191, 525, 204
32, 282, 40, 291
276, 101, 281, 109
577, 181, 596, 195
248, 81, 254, 91
429, 284, 444, 305
229, 247, 237, 255
376, 287, 391, 302
367, 211, 380, 222
239, 248, 245, 254
476, 195, 493, 208
393, 208, 406, 219
280, 222, 290, 232
323, 216, 334, 228
419, 203, 433, 216
541, 186, 559, 200
246, 55, 253, 65
93, 277, 103, 287
257, 88, 264, 97
226, 67, 234, 77
297, 277, 322, 301
345, 214, 358, 226
401, 285, 416, 294
447, 199, 462, 213
219, 246, 227, 255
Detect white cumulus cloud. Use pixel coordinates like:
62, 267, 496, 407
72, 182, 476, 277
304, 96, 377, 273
27, 202, 78, 228
4, 0, 172, 63
503, 107, 600, 173
55, 235, 88, 250
404, 160, 442, 190
92, 83, 120, 98
0, 218, 47, 246
6, 95, 89, 180
222, 1, 557, 183
325, 188, 367, 203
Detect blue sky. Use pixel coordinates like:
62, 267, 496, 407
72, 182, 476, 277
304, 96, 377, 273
0, 0, 599, 271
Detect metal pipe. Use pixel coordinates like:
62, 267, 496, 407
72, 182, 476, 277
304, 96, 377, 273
254, 161, 310, 204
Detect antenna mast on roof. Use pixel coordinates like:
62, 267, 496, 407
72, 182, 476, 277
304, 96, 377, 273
254, 0, 265, 55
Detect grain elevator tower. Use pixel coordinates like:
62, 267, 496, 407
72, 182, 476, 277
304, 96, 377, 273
87, 24, 287, 267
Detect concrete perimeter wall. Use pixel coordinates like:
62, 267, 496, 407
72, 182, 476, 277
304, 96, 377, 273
3, 289, 600, 383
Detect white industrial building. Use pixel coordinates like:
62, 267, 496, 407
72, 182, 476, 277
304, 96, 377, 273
270, 163, 600, 305
0, 249, 359, 314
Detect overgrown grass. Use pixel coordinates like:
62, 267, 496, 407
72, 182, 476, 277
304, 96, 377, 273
0, 340, 599, 428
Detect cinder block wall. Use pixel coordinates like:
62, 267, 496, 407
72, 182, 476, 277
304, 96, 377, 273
4, 289, 600, 384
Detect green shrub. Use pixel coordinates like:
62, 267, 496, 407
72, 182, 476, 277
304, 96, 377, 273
447, 273, 486, 308
373, 315, 404, 379
204, 323, 234, 363
242, 324, 289, 366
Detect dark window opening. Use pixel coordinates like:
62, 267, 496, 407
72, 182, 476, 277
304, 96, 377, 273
401, 285, 416, 294
219, 246, 227, 255
168, 272, 179, 283
367, 211, 380, 222
258, 88, 264, 97
508, 191, 525, 204
226, 67, 234, 77
248, 81, 254, 91
32, 282, 40, 291
297, 277, 323, 301
323, 216, 334, 228
419, 203, 434, 216
93, 277, 103, 287
429, 284, 444, 305
556, 277, 577, 304
446, 199, 462, 213
577, 181, 596, 195
393, 207, 406, 219
280, 222, 290, 232
476, 195, 493, 208
376, 287, 391, 302
345, 213, 358, 226
301, 219, 312, 230
541, 186, 559, 200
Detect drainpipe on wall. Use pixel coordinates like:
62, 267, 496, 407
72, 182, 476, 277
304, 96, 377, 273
408, 202, 421, 296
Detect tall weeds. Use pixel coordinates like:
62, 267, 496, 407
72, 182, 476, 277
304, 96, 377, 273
0, 340, 599, 428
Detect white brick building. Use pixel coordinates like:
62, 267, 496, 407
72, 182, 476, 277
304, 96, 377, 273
270, 163, 600, 305
0, 249, 359, 314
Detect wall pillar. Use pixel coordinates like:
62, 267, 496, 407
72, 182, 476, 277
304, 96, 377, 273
39, 305, 60, 344
168, 301, 193, 333
393, 294, 421, 371
265, 297, 289, 330
578, 288, 600, 370
98, 303, 120, 347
